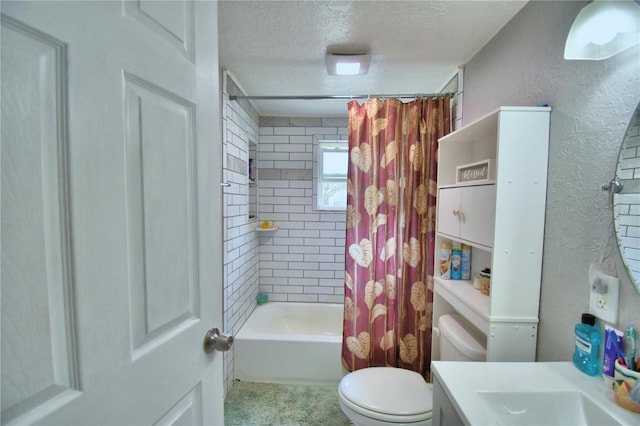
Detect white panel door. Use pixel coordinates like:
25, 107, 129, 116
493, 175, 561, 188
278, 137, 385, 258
1, 1, 224, 424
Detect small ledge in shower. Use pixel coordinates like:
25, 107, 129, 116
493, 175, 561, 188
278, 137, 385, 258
254, 226, 278, 232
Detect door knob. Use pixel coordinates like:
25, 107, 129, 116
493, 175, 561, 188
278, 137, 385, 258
203, 328, 234, 353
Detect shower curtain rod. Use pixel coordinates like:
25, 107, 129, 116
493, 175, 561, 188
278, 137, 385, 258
229, 92, 454, 101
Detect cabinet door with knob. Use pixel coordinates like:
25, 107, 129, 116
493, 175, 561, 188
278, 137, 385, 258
438, 185, 496, 248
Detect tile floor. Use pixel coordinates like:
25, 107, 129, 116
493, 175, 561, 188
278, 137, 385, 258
224, 381, 350, 425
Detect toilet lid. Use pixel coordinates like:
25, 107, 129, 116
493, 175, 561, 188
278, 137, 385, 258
339, 367, 433, 420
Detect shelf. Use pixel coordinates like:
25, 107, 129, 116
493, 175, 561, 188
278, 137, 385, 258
254, 226, 278, 232
437, 106, 552, 187
433, 106, 551, 362
438, 181, 496, 189
439, 108, 498, 145
248, 141, 257, 220
439, 106, 551, 145
434, 276, 490, 335
436, 232, 493, 253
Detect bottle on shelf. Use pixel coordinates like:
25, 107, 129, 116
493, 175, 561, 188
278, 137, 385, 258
248, 159, 255, 182
461, 244, 471, 280
450, 241, 462, 280
440, 241, 451, 279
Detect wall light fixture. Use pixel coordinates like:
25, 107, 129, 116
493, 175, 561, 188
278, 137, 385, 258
564, 0, 640, 60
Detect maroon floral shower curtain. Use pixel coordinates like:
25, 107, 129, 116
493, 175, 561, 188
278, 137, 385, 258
342, 96, 450, 379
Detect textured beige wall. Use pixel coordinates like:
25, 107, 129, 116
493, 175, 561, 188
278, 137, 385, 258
462, 1, 640, 361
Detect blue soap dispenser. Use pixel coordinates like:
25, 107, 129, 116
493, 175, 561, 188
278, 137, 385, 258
573, 313, 602, 376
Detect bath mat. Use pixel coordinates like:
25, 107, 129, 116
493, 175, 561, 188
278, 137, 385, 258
224, 380, 350, 425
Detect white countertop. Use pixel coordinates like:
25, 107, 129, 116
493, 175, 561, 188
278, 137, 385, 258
431, 361, 639, 425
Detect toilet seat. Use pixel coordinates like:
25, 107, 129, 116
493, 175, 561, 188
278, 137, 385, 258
338, 367, 433, 423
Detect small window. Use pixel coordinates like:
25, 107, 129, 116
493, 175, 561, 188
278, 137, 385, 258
317, 141, 348, 210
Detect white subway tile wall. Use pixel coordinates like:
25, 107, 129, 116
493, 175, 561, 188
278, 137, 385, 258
222, 75, 261, 395
258, 116, 348, 303
221, 74, 349, 394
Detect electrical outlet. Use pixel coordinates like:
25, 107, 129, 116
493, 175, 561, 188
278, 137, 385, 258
589, 272, 620, 324
597, 293, 607, 310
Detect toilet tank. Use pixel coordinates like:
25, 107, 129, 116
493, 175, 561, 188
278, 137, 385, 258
438, 314, 486, 361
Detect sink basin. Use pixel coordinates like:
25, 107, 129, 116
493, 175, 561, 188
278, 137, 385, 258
432, 362, 638, 425
477, 391, 623, 425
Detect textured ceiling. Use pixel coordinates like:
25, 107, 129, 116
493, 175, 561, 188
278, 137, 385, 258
218, 0, 528, 116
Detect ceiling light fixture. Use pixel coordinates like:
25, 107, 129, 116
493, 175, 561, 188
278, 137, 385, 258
564, 0, 640, 60
326, 53, 371, 76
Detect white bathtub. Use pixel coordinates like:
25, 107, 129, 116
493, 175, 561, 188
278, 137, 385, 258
234, 302, 346, 385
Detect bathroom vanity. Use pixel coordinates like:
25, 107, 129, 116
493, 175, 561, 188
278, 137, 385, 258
431, 361, 639, 425
432, 107, 552, 362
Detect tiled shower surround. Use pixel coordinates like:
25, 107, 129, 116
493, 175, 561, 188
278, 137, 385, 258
221, 74, 349, 394
222, 76, 261, 394
257, 116, 348, 303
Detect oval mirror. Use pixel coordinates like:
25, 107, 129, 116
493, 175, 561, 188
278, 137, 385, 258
613, 102, 640, 295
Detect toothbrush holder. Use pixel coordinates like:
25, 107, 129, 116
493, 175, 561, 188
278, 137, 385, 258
613, 359, 640, 413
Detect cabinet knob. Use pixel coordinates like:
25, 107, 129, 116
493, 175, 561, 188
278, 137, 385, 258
453, 209, 465, 220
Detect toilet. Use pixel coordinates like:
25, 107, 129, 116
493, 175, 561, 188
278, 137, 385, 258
338, 314, 486, 426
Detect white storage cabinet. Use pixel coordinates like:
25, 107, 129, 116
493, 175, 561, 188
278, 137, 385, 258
438, 185, 496, 249
432, 106, 551, 362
